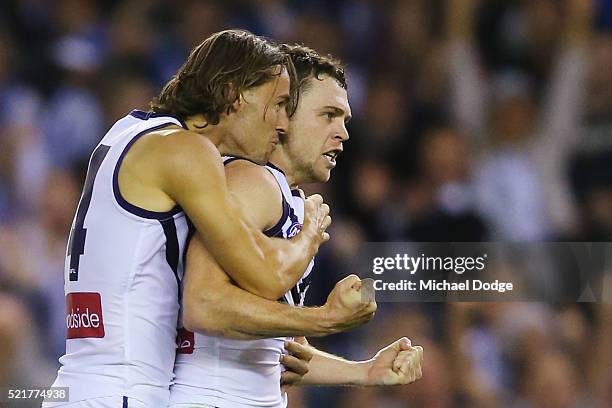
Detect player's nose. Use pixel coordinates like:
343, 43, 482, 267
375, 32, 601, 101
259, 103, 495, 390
335, 122, 349, 142
276, 108, 289, 134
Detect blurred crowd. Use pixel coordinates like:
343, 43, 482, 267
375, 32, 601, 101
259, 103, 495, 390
0, 0, 611, 407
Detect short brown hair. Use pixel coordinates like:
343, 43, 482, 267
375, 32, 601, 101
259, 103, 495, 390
151, 29, 295, 125
281, 44, 347, 96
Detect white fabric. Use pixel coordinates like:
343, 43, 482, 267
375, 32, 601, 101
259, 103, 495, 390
170, 158, 314, 408
49, 112, 190, 407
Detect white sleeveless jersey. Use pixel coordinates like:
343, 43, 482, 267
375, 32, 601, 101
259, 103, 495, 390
169, 157, 314, 408
47, 111, 195, 407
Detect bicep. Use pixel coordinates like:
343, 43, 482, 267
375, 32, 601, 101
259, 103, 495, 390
185, 234, 232, 288
182, 234, 242, 335
183, 234, 233, 312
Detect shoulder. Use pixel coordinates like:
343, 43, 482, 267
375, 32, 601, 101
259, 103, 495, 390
224, 159, 283, 231
225, 160, 279, 192
148, 127, 221, 165
126, 126, 222, 174
141, 127, 225, 182
128, 127, 226, 198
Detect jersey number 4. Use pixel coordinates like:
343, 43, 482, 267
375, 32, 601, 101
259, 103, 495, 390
67, 144, 111, 281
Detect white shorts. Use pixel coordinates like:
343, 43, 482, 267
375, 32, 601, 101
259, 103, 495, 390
42, 396, 146, 408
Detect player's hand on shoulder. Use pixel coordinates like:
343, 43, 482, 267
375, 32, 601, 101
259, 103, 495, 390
366, 337, 423, 386
301, 191, 331, 247
323, 274, 377, 333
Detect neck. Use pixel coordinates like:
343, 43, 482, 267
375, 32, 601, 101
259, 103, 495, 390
269, 148, 302, 188
184, 116, 247, 158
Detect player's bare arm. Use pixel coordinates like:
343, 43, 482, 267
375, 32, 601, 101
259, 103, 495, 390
288, 337, 424, 387
182, 159, 374, 336
220, 159, 333, 296
119, 127, 329, 298
221, 159, 287, 241
182, 236, 376, 337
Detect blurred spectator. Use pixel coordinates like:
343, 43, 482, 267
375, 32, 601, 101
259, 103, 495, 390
43, 33, 104, 168
405, 127, 488, 241
0, 294, 56, 400
0, 29, 45, 218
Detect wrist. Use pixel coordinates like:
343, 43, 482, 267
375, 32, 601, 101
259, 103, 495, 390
312, 305, 340, 336
349, 360, 373, 386
297, 223, 320, 253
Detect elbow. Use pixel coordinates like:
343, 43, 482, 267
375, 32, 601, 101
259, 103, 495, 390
182, 306, 201, 333
182, 297, 226, 337
270, 272, 293, 300
182, 309, 245, 340
260, 253, 294, 300
182, 294, 249, 339
234, 267, 288, 300
255, 246, 295, 299
246, 274, 289, 301
231, 247, 294, 300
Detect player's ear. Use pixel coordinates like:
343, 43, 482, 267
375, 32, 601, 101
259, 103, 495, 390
225, 83, 242, 115
189, 114, 209, 129
230, 95, 243, 112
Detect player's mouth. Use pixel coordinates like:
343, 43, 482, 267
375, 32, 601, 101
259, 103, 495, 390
322, 149, 341, 167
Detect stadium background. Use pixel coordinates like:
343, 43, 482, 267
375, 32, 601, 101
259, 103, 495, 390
1, 0, 611, 406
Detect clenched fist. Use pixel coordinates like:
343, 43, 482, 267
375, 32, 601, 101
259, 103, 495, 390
364, 337, 424, 386
322, 274, 377, 333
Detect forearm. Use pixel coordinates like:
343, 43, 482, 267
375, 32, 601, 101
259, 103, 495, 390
299, 346, 371, 386
184, 278, 336, 340
197, 212, 316, 300
172, 158, 319, 300
184, 233, 339, 339
160, 134, 326, 301
254, 230, 318, 297
215, 160, 324, 299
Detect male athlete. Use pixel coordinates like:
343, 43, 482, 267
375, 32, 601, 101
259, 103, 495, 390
169, 45, 423, 408
45, 31, 331, 407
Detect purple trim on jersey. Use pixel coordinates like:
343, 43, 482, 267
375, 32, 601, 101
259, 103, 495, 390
181, 217, 196, 284
159, 217, 181, 302
68, 144, 111, 281
222, 156, 290, 237
222, 155, 261, 166
122, 396, 128, 407
288, 205, 299, 224
291, 189, 301, 197
112, 122, 184, 220
265, 161, 286, 175
263, 196, 290, 237
129, 109, 188, 129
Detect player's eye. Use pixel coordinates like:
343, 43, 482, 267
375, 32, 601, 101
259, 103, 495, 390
276, 98, 288, 110
323, 112, 334, 120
